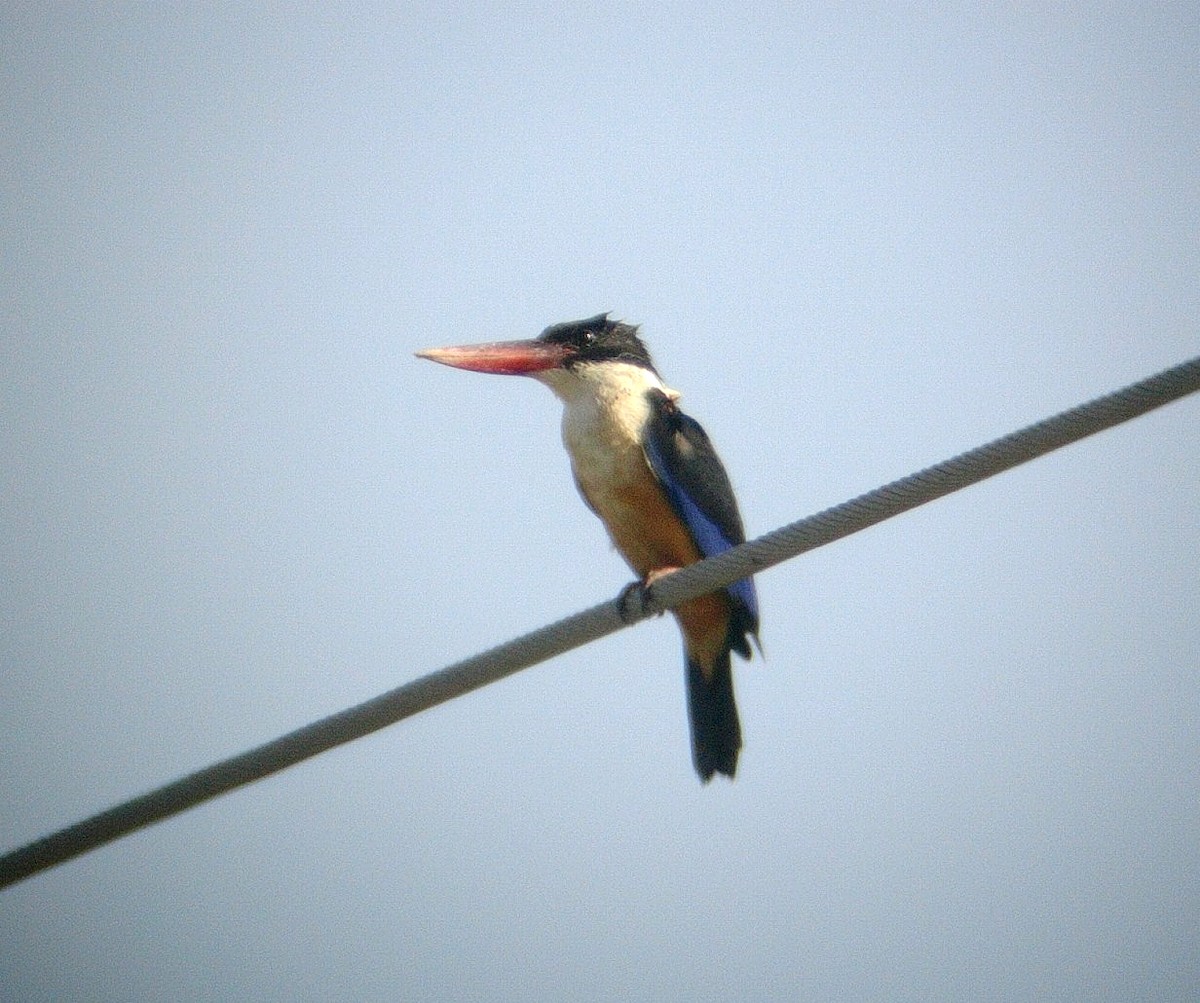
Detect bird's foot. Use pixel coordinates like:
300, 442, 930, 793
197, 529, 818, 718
617, 581, 647, 623
643, 567, 682, 588
617, 568, 682, 624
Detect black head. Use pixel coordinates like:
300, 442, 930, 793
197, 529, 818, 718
537, 313, 656, 372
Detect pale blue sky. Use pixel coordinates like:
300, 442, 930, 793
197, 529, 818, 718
2, 5, 1198, 999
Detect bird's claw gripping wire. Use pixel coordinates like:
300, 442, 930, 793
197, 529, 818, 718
617, 569, 681, 624
617, 580, 651, 623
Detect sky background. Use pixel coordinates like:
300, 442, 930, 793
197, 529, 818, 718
2, 5, 1198, 1000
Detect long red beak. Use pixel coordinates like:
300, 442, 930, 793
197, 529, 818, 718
414, 339, 571, 376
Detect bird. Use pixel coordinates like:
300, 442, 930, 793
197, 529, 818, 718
416, 314, 759, 781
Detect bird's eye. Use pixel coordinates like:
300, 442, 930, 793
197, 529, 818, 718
582, 330, 595, 344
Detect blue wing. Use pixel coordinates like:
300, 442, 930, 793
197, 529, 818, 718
642, 390, 759, 640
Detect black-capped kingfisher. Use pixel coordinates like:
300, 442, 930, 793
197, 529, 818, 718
416, 314, 759, 781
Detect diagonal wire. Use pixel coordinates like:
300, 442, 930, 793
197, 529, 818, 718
2, 355, 1198, 890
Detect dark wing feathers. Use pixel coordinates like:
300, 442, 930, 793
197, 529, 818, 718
642, 390, 760, 634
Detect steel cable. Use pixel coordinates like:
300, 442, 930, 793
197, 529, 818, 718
2, 354, 1197, 889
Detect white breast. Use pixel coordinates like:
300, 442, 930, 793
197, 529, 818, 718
534, 361, 674, 517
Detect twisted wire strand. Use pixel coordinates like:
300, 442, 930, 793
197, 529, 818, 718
2, 354, 1197, 890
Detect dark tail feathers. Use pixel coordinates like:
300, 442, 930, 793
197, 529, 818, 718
686, 652, 742, 781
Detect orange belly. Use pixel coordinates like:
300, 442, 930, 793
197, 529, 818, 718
586, 465, 731, 676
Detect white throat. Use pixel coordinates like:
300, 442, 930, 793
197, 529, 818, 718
532, 360, 678, 494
